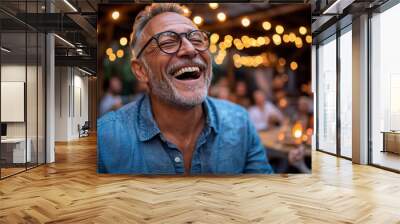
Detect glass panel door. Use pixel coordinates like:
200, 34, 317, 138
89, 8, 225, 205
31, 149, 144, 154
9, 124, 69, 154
339, 28, 352, 158
370, 3, 400, 171
317, 36, 337, 154
1, 31, 27, 177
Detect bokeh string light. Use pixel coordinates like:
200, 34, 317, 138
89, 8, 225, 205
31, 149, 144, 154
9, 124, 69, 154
105, 5, 310, 70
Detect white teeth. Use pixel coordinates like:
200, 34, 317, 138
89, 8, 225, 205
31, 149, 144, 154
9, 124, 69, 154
173, 66, 200, 77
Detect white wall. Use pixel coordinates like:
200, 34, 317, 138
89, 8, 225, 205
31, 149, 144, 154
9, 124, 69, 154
54, 67, 89, 141
55, 66, 69, 141
1, 65, 40, 138
1, 64, 46, 164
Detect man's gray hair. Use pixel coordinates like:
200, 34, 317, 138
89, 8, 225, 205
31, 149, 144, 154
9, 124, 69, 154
129, 3, 185, 59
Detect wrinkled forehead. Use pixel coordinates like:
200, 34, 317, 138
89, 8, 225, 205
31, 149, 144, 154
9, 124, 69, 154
142, 12, 198, 37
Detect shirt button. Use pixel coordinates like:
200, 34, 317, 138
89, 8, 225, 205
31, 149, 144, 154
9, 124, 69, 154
174, 157, 181, 163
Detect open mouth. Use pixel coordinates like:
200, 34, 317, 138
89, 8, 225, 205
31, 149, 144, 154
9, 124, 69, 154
172, 66, 202, 81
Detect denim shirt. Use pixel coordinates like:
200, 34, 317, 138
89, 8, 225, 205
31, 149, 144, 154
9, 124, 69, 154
97, 94, 273, 174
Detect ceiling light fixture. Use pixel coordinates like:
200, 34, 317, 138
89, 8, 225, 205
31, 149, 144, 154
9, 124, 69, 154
54, 34, 75, 48
1, 47, 11, 53
78, 67, 93, 76
322, 0, 354, 15
63, 0, 78, 12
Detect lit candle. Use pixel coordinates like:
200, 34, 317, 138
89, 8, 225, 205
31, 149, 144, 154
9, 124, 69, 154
292, 122, 303, 145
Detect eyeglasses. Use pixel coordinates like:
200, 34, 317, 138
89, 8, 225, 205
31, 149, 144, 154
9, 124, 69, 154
136, 30, 210, 59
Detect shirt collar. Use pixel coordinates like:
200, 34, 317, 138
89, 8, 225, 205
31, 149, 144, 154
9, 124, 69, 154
203, 97, 219, 135
137, 95, 219, 142
137, 94, 161, 141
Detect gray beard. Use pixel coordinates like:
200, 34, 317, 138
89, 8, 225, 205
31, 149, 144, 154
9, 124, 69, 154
142, 59, 212, 108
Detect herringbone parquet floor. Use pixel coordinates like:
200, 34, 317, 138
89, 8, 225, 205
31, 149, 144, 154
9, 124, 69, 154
1, 135, 400, 223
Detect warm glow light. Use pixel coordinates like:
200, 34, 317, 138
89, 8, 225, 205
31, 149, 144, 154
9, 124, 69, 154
210, 33, 219, 44
262, 21, 271, 30
224, 35, 233, 42
209, 3, 219, 9
289, 32, 296, 42
215, 53, 225, 64
182, 6, 190, 16
234, 62, 242, 68
292, 122, 303, 139
241, 35, 249, 43
241, 17, 250, 27
290, 61, 298, 71
112, 11, 120, 20
272, 34, 281, 45
306, 35, 312, 44
219, 50, 227, 57
275, 25, 284, 34
295, 37, 303, 48
249, 38, 256, 47
283, 34, 290, 43
109, 53, 116, 62
217, 12, 226, 22
224, 40, 232, 48
257, 36, 265, 46
299, 26, 307, 35
193, 16, 203, 25
255, 56, 263, 65
218, 42, 226, 50
119, 37, 128, 46
233, 38, 241, 46
209, 44, 217, 53
234, 53, 269, 68
106, 48, 113, 56
264, 36, 270, 45
116, 49, 124, 58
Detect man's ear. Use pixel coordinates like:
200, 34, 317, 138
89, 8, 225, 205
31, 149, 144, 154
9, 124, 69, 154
131, 59, 149, 83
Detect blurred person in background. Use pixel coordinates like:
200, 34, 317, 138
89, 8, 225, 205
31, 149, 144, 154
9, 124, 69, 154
100, 75, 123, 116
248, 89, 284, 131
232, 80, 251, 108
215, 86, 233, 101
293, 96, 313, 129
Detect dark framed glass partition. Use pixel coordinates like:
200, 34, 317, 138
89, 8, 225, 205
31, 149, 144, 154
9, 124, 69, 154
315, 19, 353, 159
316, 34, 337, 155
369, 0, 400, 172
0, 0, 46, 179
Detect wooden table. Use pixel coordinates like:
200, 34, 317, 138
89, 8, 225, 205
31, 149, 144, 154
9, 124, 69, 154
381, 131, 400, 154
258, 129, 311, 156
1, 138, 32, 164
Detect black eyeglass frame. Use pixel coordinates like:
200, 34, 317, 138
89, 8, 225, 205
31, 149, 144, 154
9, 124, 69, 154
135, 30, 211, 59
